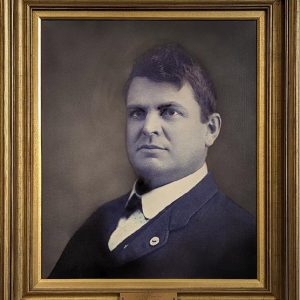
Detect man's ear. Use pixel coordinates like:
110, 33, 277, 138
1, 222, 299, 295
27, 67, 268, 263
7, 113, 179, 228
205, 113, 221, 147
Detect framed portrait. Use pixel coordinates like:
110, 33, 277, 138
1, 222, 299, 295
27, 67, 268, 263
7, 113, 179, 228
0, 0, 298, 300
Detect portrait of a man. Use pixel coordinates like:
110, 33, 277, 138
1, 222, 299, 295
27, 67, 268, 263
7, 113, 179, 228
48, 43, 256, 279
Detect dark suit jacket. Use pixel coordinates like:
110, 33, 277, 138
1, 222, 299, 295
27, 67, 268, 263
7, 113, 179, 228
49, 173, 256, 279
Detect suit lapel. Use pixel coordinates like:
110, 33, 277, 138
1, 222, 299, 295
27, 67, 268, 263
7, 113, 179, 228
169, 172, 218, 231
109, 207, 171, 265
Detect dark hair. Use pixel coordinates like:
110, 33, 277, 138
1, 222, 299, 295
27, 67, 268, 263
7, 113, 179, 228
124, 43, 217, 122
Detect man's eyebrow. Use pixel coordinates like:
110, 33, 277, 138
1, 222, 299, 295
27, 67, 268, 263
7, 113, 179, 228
157, 102, 186, 110
127, 104, 146, 109
127, 101, 187, 110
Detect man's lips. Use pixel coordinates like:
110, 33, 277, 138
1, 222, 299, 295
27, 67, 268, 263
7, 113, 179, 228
137, 144, 167, 151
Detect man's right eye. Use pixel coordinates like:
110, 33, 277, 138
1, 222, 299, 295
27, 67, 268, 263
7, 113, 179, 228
128, 109, 146, 120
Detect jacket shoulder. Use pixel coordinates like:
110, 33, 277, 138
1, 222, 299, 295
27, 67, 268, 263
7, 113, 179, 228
48, 192, 129, 278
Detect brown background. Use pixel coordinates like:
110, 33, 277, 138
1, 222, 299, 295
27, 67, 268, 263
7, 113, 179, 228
42, 20, 257, 277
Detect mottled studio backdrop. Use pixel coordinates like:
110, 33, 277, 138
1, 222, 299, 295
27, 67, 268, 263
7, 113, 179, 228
42, 20, 257, 277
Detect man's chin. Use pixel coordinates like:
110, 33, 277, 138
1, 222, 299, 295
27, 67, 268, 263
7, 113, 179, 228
133, 163, 176, 188
135, 162, 168, 177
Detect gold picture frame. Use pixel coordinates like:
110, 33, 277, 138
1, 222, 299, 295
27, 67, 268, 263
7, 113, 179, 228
0, 0, 298, 299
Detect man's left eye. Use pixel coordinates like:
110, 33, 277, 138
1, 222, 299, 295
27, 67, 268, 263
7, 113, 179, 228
161, 108, 180, 118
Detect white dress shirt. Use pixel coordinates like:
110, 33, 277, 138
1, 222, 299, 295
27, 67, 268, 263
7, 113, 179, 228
108, 163, 208, 251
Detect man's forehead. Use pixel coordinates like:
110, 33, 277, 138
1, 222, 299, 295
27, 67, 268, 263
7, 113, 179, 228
126, 77, 198, 107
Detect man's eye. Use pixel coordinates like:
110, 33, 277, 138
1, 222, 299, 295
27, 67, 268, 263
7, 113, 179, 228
128, 109, 145, 120
160, 108, 180, 119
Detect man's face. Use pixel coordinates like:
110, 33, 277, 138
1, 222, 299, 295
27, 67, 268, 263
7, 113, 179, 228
126, 77, 218, 189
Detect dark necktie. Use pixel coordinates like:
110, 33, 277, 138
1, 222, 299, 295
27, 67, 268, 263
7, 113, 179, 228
124, 179, 151, 218
125, 193, 142, 217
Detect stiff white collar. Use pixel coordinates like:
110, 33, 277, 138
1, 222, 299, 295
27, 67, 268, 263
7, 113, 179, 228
129, 163, 208, 219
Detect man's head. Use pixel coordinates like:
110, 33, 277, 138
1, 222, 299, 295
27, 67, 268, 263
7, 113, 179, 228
125, 43, 221, 189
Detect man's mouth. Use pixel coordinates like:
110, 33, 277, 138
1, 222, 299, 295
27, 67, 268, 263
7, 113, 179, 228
137, 144, 167, 151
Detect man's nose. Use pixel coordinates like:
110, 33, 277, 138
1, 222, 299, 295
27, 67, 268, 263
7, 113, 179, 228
142, 112, 162, 137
